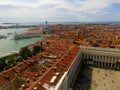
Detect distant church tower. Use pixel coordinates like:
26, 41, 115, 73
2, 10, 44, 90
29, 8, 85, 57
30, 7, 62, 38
44, 21, 51, 34
45, 20, 48, 29
45, 21, 48, 26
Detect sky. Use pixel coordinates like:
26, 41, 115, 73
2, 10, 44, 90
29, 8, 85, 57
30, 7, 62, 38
0, 0, 120, 22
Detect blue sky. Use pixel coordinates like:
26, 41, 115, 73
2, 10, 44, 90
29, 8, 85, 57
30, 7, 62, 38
0, 0, 120, 22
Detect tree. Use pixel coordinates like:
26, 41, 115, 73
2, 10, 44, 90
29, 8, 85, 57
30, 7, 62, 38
43, 31, 46, 34
19, 46, 32, 60
32, 46, 44, 55
0, 59, 6, 71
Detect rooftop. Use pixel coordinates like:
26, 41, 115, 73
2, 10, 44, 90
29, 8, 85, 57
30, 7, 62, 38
0, 39, 80, 90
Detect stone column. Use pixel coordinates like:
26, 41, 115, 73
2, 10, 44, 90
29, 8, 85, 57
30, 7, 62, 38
108, 63, 110, 68
117, 65, 120, 69
98, 62, 100, 66
102, 56, 103, 60
106, 63, 107, 67
114, 64, 117, 69
99, 62, 101, 67
113, 64, 115, 68
116, 65, 118, 69
93, 61, 95, 66
93, 55, 95, 60
110, 63, 113, 68
111, 57, 113, 63
87, 54, 88, 59
103, 62, 105, 67
96, 62, 98, 66
99, 62, 101, 66
104, 63, 106, 67
95, 61, 97, 66
101, 62, 103, 66
100, 56, 102, 60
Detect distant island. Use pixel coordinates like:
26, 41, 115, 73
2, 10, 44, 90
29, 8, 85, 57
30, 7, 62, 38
0, 24, 38, 29
1, 23, 20, 24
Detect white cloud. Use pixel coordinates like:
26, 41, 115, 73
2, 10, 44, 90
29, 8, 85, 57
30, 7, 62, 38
0, 0, 120, 22
0, 0, 60, 8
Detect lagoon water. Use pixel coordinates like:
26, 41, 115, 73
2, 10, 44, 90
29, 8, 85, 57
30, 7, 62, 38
0, 28, 43, 55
